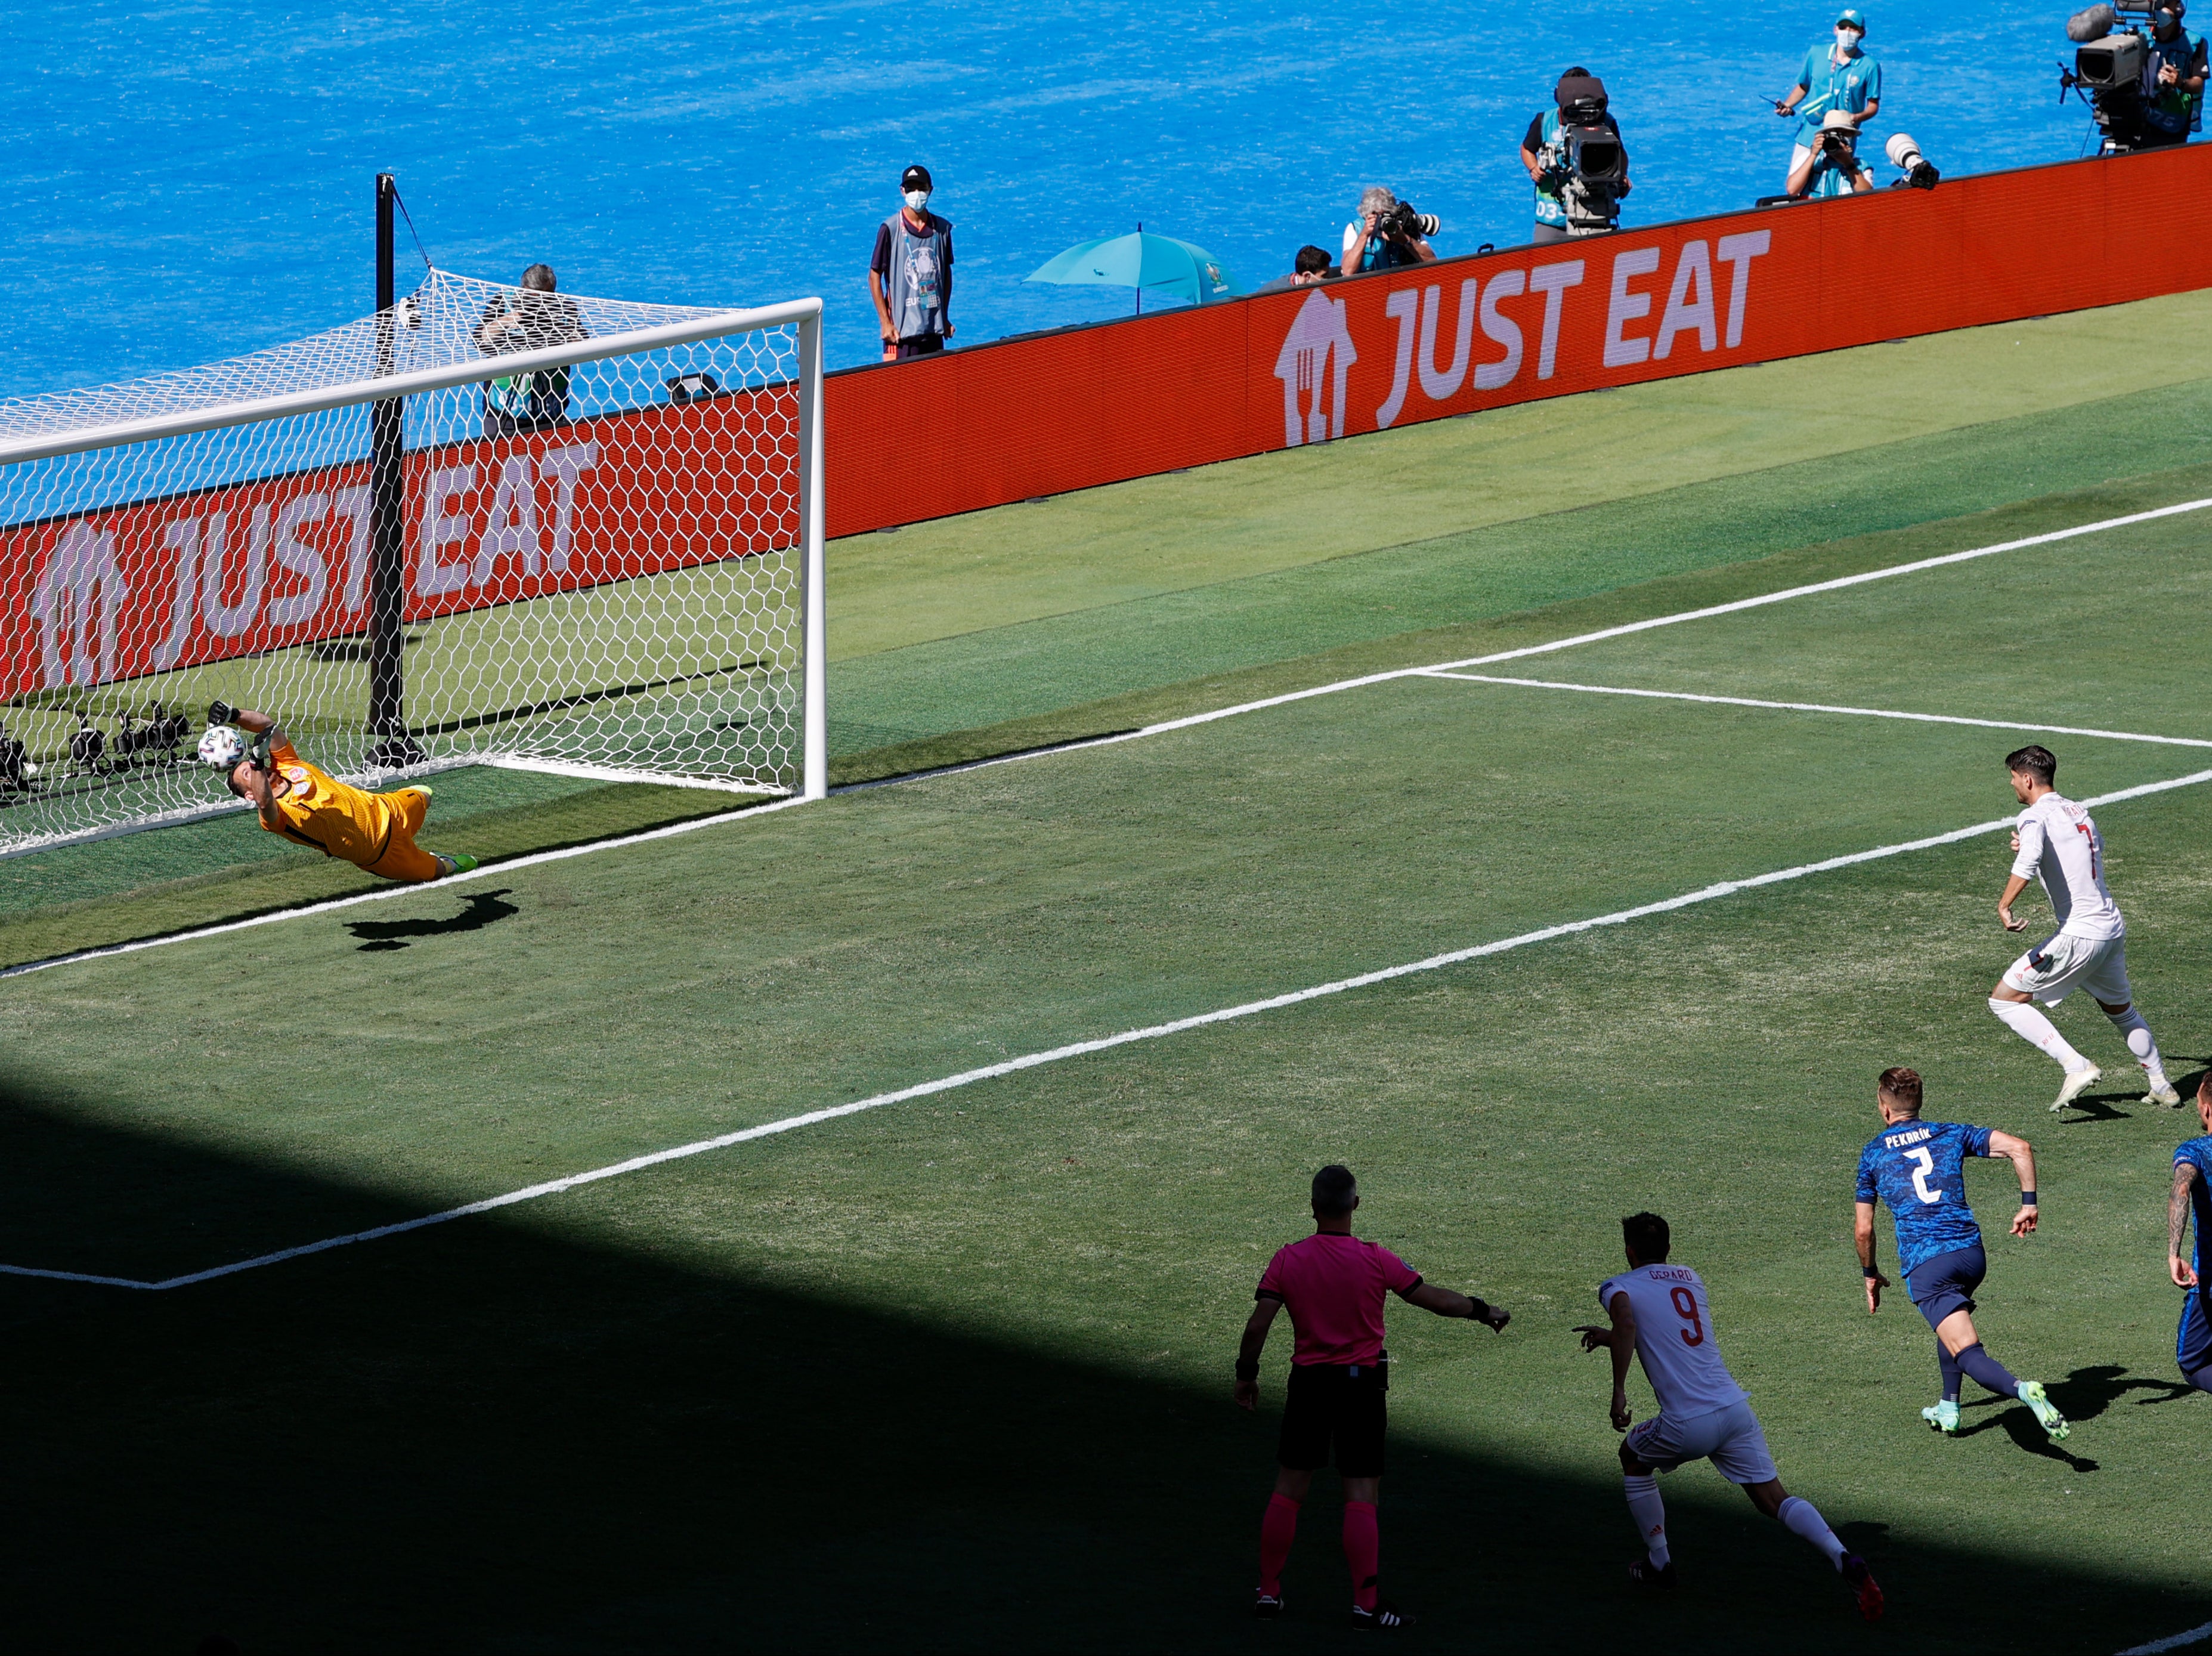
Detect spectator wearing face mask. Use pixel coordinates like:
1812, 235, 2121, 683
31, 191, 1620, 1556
868, 164, 955, 363
1774, 10, 1881, 188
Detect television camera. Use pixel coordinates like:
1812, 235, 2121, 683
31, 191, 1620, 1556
2062, 2, 2180, 152
1545, 74, 1631, 236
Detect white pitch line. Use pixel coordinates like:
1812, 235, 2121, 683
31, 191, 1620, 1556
14, 762, 2212, 1293
1419, 672, 2212, 750
7, 495, 2208, 982
2118, 1622, 2212, 1655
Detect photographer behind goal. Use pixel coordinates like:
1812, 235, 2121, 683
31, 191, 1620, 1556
1523, 69, 1633, 242
1341, 187, 1439, 273
1787, 109, 1877, 197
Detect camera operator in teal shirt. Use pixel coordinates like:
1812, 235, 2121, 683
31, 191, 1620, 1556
2138, 1, 2208, 147
1775, 10, 1881, 185
1787, 110, 1877, 198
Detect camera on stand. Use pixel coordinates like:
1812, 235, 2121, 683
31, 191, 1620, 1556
2061, 2, 2164, 152
1549, 75, 1631, 234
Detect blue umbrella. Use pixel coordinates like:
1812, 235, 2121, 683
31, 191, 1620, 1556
1025, 225, 1239, 314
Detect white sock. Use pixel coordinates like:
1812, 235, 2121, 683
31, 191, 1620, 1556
1623, 1473, 1669, 1567
1990, 997, 2091, 1071
1777, 1494, 1846, 1570
2106, 1007, 2170, 1087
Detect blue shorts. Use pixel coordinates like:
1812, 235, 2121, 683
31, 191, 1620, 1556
2179, 1286, 2212, 1377
1906, 1244, 1987, 1331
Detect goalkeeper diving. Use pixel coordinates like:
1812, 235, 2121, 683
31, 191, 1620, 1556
199, 703, 478, 882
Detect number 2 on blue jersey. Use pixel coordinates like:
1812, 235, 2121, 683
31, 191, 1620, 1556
1907, 1147, 1942, 1206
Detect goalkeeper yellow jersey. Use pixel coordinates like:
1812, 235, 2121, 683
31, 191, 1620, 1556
258, 736, 407, 869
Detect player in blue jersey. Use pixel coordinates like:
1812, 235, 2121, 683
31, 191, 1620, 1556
2166, 1074, 2212, 1394
1854, 1067, 2069, 1439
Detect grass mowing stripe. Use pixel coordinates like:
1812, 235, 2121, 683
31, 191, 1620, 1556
2118, 1624, 2212, 1655
10, 493, 2210, 982
17, 761, 2212, 1294
1418, 672, 2212, 749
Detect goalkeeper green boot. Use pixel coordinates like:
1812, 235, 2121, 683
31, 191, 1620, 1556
1920, 1399, 1960, 1433
432, 853, 480, 878
2018, 1380, 2069, 1441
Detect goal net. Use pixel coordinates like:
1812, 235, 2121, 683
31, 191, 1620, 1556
0, 268, 825, 857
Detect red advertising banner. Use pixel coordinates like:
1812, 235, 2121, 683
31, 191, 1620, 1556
821, 145, 2212, 537
14, 146, 2208, 701
8, 391, 799, 700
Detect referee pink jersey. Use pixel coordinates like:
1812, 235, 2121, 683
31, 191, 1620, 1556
1256, 1232, 1422, 1366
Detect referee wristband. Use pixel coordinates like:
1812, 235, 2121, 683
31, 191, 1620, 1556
2021, 1190, 2038, 1205
1235, 1356, 1260, 1383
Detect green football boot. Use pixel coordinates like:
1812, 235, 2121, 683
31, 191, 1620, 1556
433, 853, 480, 878
2017, 1380, 2069, 1441
1920, 1399, 1960, 1433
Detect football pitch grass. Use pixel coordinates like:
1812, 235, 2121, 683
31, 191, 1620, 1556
8, 301, 2212, 1651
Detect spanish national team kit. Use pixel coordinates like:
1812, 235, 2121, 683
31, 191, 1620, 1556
2003, 792, 2130, 1006
1597, 1262, 1775, 1483
2176, 1135, 2212, 1388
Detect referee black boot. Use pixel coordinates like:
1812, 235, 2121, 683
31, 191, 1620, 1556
1350, 1599, 1418, 1630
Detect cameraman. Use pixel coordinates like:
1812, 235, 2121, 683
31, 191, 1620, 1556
472, 263, 589, 438
1787, 109, 1877, 197
1522, 68, 1632, 243
1341, 187, 1438, 274
1775, 9, 1880, 184
2139, 1, 2208, 147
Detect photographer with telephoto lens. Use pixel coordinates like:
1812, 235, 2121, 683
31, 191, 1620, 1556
1774, 10, 1881, 188
1522, 69, 1633, 242
1341, 187, 1439, 274
1787, 109, 1877, 197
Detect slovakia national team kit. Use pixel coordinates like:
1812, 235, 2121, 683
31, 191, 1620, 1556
2177, 1136, 2212, 1380
2002, 792, 2131, 1006
1856, 1119, 1996, 1327
1596, 1263, 1776, 1484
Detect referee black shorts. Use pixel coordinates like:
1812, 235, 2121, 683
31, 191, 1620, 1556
1277, 1357, 1388, 1478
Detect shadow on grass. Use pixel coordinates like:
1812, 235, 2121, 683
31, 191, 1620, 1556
0, 1078, 2201, 1655
347, 888, 520, 951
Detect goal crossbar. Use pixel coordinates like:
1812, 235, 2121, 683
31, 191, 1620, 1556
0, 298, 823, 468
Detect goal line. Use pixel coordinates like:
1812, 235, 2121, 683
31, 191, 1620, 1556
10, 761, 2211, 1293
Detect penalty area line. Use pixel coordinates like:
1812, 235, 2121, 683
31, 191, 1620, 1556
1417, 673, 2212, 750
14, 762, 2212, 1294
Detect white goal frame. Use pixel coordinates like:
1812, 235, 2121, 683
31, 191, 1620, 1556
0, 285, 827, 857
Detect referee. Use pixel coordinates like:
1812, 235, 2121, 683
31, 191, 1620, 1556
1236, 1164, 1510, 1629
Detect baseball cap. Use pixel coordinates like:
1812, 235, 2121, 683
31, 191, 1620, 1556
901, 164, 933, 191
1836, 7, 1867, 28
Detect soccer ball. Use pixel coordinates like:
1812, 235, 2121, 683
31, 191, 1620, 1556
197, 725, 247, 768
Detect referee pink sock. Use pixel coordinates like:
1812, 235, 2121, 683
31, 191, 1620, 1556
1257, 1493, 1299, 1596
1343, 1501, 1380, 1612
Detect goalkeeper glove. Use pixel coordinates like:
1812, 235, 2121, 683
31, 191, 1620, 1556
208, 699, 237, 727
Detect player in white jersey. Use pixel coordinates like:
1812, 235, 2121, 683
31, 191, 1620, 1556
1575, 1212, 1883, 1621
1988, 744, 2178, 1113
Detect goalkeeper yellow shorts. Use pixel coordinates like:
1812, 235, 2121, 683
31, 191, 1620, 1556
361, 786, 440, 883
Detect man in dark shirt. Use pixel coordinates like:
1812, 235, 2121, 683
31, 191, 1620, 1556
1235, 1164, 1508, 1629
472, 263, 589, 437
868, 165, 955, 362
1521, 69, 1632, 242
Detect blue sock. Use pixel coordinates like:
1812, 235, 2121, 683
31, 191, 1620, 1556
1939, 1342, 1963, 1403
1955, 1342, 2019, 1397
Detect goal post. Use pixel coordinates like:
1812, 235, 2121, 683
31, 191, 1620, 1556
0, 268, 827, 856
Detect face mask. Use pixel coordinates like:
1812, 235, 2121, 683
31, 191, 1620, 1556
1838, 26, 1861, 46
902, 189, 930, 211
